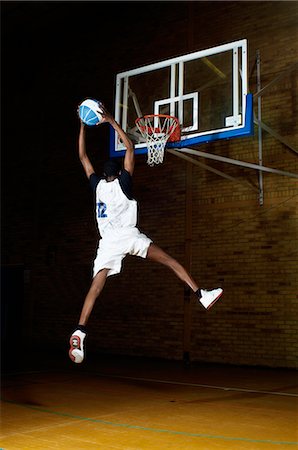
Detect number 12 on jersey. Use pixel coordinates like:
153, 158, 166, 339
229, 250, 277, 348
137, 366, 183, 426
97, 202, 107, 218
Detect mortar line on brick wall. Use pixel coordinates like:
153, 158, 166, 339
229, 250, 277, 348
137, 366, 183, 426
253, 62, 298, 100
195, 193, 298, 241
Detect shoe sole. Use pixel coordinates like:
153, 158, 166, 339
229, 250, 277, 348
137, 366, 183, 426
206, 290, 223, 310
69, 335, 81, 362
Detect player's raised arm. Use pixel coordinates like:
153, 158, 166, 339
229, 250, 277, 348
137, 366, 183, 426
78, 121, 95, 179
100, 106, 135, 176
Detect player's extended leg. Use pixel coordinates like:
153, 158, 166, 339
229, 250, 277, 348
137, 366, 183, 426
78, 268, 109, 326
69, 268, 108, 363
146, 243, 223, 309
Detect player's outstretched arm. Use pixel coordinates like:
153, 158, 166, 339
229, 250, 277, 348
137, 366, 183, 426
100, 106, 135, 176
78, 121, 95, 179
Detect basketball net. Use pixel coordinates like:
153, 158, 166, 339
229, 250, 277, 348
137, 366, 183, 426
135, 114, 180, 166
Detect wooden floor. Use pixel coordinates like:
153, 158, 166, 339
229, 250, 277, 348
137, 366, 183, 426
1, 352, 298, 449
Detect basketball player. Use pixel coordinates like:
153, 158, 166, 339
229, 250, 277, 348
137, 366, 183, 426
69, 105, 223, 363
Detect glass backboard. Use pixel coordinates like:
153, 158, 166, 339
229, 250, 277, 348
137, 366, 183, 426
110, 39, 253, 157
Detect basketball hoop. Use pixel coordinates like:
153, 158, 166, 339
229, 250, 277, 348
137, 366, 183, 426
135, 114, 180, 166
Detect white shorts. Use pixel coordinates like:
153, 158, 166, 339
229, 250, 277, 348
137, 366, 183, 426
93, 227, 152, 278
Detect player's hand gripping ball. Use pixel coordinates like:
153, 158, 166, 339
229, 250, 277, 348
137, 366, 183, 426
78, 98, 104, 126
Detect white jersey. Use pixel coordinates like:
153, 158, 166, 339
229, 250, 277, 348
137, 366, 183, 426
95, 178, 138, 237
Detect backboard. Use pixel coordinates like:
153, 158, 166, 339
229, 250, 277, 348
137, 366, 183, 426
110, 39, 253, 158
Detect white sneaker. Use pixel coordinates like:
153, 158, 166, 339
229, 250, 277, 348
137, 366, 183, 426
199, 288, 223, 310
69, 329, 86, 363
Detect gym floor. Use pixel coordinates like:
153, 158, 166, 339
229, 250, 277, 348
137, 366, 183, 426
1, 352, 298, 450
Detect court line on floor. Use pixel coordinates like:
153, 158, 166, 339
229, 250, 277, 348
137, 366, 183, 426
2, 398, 298, 446
4, 369, 298, 397
94, 372, 298, 397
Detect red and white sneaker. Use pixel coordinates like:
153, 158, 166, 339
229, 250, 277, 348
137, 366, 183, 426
69, 329, 86, 363
198, 288, 223, 309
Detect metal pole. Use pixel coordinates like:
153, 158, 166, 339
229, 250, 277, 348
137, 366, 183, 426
184, 161, 193, 367
175, 147, 298, 179
253, 62, 298, 99
167, 149, 259, 191
183, 1, 195, 367
254, 119, 298, 155
257, 50, 264, 206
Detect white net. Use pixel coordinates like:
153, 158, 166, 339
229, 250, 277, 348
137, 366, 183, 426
135, 115, 180, 166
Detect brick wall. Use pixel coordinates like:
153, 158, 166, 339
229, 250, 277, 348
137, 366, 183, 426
3, 2, 298, 368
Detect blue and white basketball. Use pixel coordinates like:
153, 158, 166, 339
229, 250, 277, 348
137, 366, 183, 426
78, 99, 104, 126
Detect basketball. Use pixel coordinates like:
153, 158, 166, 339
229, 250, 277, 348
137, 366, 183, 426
78, 98, 104, 126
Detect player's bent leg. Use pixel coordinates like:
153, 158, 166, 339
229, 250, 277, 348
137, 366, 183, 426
146, 244, 223, 310
146, 243, 198, 292
69, 268, 108, 364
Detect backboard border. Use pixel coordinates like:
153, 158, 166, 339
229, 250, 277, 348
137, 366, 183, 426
109, 93, 254, 158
